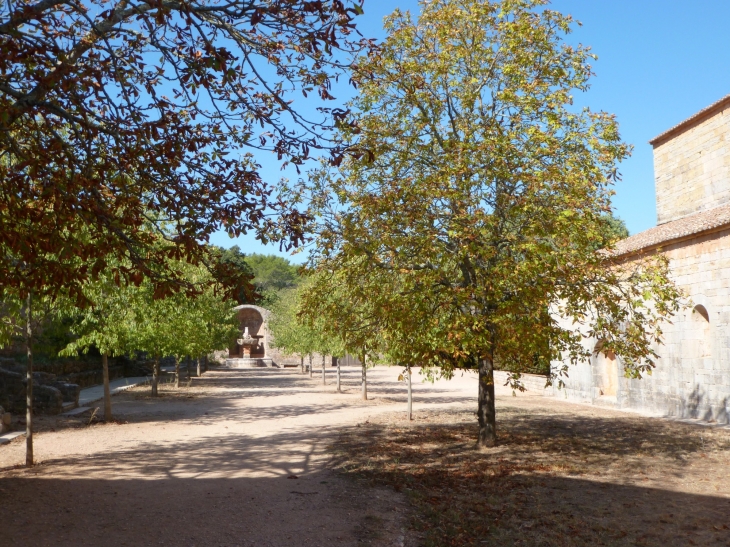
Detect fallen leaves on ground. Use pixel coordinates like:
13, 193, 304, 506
333, 405, 730, 546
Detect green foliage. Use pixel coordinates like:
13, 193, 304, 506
212, 247, 301, 308
59, 260, 238, 363
269, 278, 344, 359
214, 245, 257, 304
245, 254, 301, 292
302, 0, 683, 414
594, 213, 630, 250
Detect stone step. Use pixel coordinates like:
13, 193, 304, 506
0, 431, 25, 445
62, 401, 78, 412
60, 406, 93, 417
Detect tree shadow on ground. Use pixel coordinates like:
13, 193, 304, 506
334, 407, 730, 546
0, 428, 412, 546
24, 367, 470, 437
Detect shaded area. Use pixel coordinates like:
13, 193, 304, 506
0, 473, 400, 547
0, 367, 430, 546
0, 404, 408, 546
333, 406, 730, 546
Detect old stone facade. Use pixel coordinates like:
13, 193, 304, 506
554, 95, 730, 423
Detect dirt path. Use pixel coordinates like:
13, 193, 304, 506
2, 366, 728, 546
0, 366, 476, 547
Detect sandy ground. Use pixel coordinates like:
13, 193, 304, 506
0, 365, 478, 547
2, 366, 728, 546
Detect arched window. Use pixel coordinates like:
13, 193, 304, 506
692, 304, 710, 358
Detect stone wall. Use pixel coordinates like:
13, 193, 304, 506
0, 366, 80, 415
553, 227, 730, 423
0, 355, 140, 389
493, 370, 551, 394
653, 100, 730, 225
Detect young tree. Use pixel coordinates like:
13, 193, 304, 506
0, 290, 55, 466
269, 280, 344, 385
173, 268, 240, 381
268, 289, 314, 374
0, 1, 371, 302
299, 269, 380, 400
305, 0, 682, 447
59, 272, 141, 420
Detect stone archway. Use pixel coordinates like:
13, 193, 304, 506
227, 305, 274, 367
234, 307, 265, 358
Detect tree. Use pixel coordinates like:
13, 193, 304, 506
246, 254, 302, 293
0, 290, 55, 466
305, 0, 682, 447
269, 279, 344, 385
168, 265, 240, 382
299, 268, 381, 399
59, 269, 141, 420
245, 253, 303, 307
214, 246, 258, 305
599, 213, 630, 246
0, 0, 371, 302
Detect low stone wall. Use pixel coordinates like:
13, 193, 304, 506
494, 370, 552, 394
0, 355, 150, 389
0, 367, 76, 415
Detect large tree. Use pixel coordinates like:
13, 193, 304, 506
305, 0, 682, 447
0, 0, 370, 302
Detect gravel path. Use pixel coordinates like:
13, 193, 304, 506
0, 365, 478, 547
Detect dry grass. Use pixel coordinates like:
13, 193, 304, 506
333, 403, 730, 546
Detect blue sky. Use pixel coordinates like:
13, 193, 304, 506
210, 0, 730, 263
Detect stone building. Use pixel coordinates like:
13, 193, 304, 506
553, 95, 730, 423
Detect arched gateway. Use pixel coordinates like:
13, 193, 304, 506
226, 305, 274, 368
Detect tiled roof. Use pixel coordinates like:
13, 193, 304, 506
649, 94, 730, 147
613, 203, 730, 256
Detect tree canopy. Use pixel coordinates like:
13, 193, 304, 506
303, 0, 682, 446
245, 253, 302, 293
0, 0, 370, 301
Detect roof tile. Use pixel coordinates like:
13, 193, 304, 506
613, 204, 730, 256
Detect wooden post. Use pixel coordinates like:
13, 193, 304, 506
102, 351, 112, 421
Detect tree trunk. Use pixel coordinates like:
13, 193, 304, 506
308, 353, 313, 378
152, 356, 160, 396
25, 293, 33, 468
336, 357, 341, 393
186, 356, 191, 380
196, 355, 201, 377
300, 356, 304, 374
361, 352, 367, 401
407, 365, 413, 421
477, 356, 497, 447
102, 351, 112, 421
321, 355, 326, 385
203, 355, 208, 373
174, 356, 180, 389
